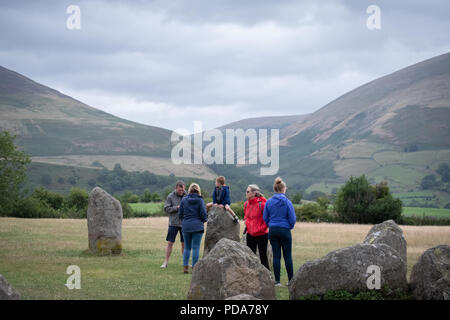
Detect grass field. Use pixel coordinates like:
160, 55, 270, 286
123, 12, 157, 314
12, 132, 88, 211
1, 217, 449, 300
401, 207, 450, 218
129, 202, 164, 215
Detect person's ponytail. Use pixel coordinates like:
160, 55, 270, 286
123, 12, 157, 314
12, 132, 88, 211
273, 177, 286, 193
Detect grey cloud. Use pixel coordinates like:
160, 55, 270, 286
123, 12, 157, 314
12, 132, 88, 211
0, 0, 449, 130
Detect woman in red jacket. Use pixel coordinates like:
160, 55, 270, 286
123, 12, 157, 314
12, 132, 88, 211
244, 184, 269, 270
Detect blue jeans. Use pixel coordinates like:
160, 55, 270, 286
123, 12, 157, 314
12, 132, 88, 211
268, 227, 293, 283
182, 231, 203, 267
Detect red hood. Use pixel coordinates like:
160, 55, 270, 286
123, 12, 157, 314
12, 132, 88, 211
248, 196, 266, 205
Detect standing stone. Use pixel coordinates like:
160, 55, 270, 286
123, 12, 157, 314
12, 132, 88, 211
0, 274, 21, 300
87, 187, 123, 255
289, 243, 408, 299
410, 245, 450, 300
203, 206, 240, 256
188, 238, 276, 300
363, 219, 407, 264
241, 232, 273, 271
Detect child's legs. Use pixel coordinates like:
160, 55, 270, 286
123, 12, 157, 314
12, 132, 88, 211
225, 204, 236, 216
191, 232, 203, 267
182, 231, 193, 267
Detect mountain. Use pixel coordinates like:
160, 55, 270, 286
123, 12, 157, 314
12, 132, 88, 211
2, 52, 449, 206
218, 114, 309, 139
281, 52, 450, 149
215, 53, 450, 206
0, 65, 172, 156
0, 65, 217, 179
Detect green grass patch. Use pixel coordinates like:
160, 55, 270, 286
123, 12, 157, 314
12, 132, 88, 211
402, 207, 450, 218
129, 202, 165, 217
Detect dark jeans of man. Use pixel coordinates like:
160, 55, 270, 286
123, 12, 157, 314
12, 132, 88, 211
246, 233, 270, 270
268, 226, 293, 283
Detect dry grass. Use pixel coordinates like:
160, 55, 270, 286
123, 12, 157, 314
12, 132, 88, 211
0, 217, 449, 300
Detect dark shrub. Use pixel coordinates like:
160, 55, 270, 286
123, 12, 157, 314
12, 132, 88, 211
335, 175, 402, 224
65, 187, 88, 211
32, 187, 64, 210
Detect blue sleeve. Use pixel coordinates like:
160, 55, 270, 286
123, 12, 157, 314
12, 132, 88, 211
224, 188, 231, 205
178, 198, 184, 221
212, 188, 217, 204
200, 199, 208, 222
287, 200, 296, 229
263, 202, 270, 226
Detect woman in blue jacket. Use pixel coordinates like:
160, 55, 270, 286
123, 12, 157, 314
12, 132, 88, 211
178, 183, 208, 273
263, 177, 296, 286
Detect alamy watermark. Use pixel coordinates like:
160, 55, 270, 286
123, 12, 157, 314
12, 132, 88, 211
366, 5, 381, 30
171, 121, 279, 175
366, 265, 381, 290
65, 265, 81, 290
66, 5, 81, 30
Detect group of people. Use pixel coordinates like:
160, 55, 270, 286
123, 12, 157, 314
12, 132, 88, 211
161, 175, 296, 286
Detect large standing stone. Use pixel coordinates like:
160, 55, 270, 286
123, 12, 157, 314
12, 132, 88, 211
87, 187, 123, 255
203, 206, 240, 257
188, 238, 276, 300
289, 243, 408, 299
241, 232, 273, 271
363, 219, 407, 264
0, 274, 21, 300
410, 245, 450, 300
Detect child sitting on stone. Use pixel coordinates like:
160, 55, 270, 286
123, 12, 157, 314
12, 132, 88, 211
206, 176, 239, 223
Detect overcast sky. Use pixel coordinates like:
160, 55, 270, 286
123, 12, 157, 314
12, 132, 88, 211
1, 0, 449, 133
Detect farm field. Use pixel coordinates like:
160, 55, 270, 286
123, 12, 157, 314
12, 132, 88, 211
129, 202, 450, 222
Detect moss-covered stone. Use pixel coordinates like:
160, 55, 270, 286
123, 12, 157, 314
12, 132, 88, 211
93, 238, 122, 255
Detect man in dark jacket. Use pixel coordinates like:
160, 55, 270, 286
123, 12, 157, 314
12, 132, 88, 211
161, 180, 186, 268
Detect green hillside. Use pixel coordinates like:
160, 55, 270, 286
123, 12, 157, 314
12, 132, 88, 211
216, 53, 450, 206
0, 66, 172, 157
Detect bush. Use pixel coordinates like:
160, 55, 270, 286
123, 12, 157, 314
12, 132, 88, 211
365, 194, 403, 224
335, 176, 402, 224
88, 179, 96, 187
294, 202, 333, 222
292, 192, 303, 204
436, 163, 450, 182
120, 199, 134, 218
65, 187, 89, 211
307, 190, 326, 201
230, 201, 245, 219
91, 161, 104, 168
151, 192, 161, 202
0, 131, 31, 216
59, 207, 86, 219
68, 176, 77, 185
13, 196, 59, 218
32, 187, 64, 210
421, 174, 437, 190
119, 191, 140, 203
140, 189, 152, 203
316, 196, 330, 210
